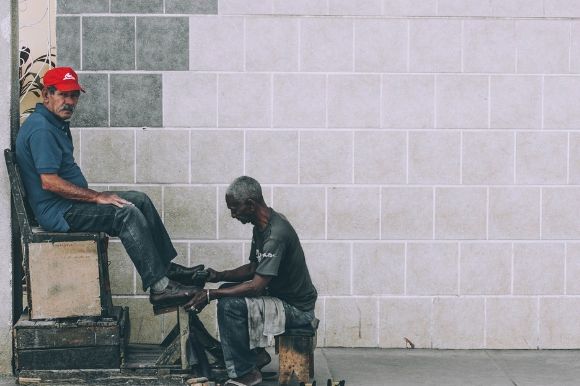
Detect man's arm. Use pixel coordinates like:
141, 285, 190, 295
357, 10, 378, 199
185, 272, 272, 312
206, 261, 258, 283
40, 173, 131, 207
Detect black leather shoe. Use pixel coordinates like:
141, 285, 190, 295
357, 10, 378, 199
166, 262, 206, 286
150, 279, 201, 315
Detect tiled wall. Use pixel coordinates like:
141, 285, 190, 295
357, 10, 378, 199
57, 0, 580, 348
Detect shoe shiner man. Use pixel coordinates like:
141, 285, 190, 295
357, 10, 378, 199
186, 176, 318, 386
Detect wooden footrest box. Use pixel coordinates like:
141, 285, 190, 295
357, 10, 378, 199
14, 306, 129, 371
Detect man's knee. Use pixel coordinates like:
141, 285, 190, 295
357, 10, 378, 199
118, 190, 151, 206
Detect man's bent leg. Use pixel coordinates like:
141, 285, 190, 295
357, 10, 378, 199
283, 302, 315, 329
217, 297, 256, 379
112, 191, 177, 264
64, 202, 168, 290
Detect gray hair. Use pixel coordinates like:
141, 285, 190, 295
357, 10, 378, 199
226, 176, 263, 203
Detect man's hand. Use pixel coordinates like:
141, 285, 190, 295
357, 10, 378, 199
184, 291, 208, 313
205, 268, 221, 283
95, 191, 133, 207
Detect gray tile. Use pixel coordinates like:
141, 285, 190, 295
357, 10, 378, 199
81, 129, 135, 183
56, 17, 80, 69
57, 0, 110, 14
111, 0, 163, 13
136, 17, 188, 70
82, 17, 135, 70
166, 0, 218, 14
110, 74, 162, 127
71, 73, 109, 127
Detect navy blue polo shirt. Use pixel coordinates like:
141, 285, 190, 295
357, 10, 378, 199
16, 103, 88, 232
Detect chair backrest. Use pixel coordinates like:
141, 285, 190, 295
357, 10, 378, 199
4, 149, 35, 242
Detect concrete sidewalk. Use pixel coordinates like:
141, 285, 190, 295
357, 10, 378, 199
261, 348, 580, 386
2, 348, 580, 385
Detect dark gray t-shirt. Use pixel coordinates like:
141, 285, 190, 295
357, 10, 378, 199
250, 209, 317, 311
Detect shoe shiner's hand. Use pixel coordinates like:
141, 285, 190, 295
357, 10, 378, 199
204, 267, 221, 283
184, 290, 208, 313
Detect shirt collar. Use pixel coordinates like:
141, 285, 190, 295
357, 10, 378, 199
34, 103, 70, 132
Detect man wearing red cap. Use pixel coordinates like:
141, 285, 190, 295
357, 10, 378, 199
16, 67, 201, 313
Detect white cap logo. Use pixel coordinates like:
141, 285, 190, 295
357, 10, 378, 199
63, 72, 76, 81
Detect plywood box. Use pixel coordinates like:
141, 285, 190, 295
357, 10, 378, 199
28, 240, 102, 319
14, 306, 129, 371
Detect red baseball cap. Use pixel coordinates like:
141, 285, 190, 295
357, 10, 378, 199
42, 67, 85, 93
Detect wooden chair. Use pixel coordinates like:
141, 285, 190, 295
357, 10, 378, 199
4, 149, 113, 320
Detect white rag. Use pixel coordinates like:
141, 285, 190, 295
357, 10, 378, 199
245, 296, 286, 350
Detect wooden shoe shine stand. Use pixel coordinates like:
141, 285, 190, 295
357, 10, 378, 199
6, 149, 224, 384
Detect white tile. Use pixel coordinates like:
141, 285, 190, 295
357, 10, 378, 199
571, 22, 580, 73
540, 298, 580, 348
189, 16, 243, 70
515, 132, 567, 184
544, 76, 580, 129
460, 243, 511, 295
435, 188, 487, 240
354, 131, 406, 184
489, 188, 541, 240
545, 0, 580, 17
436, 75, 488, 129
382, 187, 433, 240
462, 131, 514, 185
432, 298, 485, 349
218, 74, 271, 128
354, 19, 407, 72
409, 131, 460, 184
272, 0, 327, 15
516, 20, 570, 74
300, 131, 352, 183
352, 243, 405, 295
490, 76, 542, 129
409, 19, 461, 72
329, 0, 382, 15
163, 73, 217, 127
383, 0, 436, 16
300, 18, 353, 72
191, 130, 243, 184
219, 0, 273, 14
380, 298, 432, 348
136, 130, 188, 183
303, 242, 351, 295
273, 74, 325, 128
542, 188, 580, 239
327, 75, 380, 128
245, 17, 299, 71
570, 133, 580, 183
327, 187, 380, 240
407, 243, 458, 295
513, 243, 565, 295
325, 298, 378, 347
382, 75, 435, 129
565, 243, 580, 294
486, 298, 538, 349
273, 187, 326, 240
438, 0, 491, 16
245, 131, 298, 184
491, 0, 544, 17
463, 20, 516, 73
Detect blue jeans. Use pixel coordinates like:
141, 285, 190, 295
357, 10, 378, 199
217, 293, 315, 378
63, 191, 177, 291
